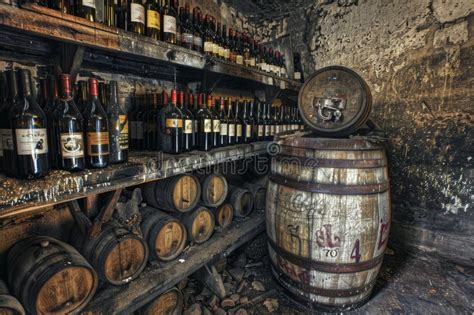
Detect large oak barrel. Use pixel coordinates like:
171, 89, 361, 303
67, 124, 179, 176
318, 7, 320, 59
199, 173, 228, 207
243, 183, 266, 210
139, 287, 183, 315
143, 174, 201, 213
211, 203, 234, 229
178, 206, 215, 244
141, 207, 188, 262
266, 137, 391, 311
0, 279, 25, 315
72, 224, 149, 285
228, 186, 254, 217
7, 236, 98, 315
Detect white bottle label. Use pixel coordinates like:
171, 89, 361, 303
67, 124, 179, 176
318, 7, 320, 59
82, 0, 96, 9
204, 41, 213, 53
220, 123, 228, 136
213, 119, 221, 133
60, 133, 84, 158
194, 36, 203, 48
184, 119, 193, 134
203, 119, 212, 133
258, 125, 264, 137
270, 125, 275, 136
236, 124, 242, 137
294, 72, 301, 80
15, 128, 48, 155
228, 124, 235, 137
163, 15, 176, 34
265, 125, 270, 136
245, 125, 252, 138
130, 3, 145, 24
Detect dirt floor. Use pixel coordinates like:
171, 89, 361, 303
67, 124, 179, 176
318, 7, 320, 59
182, 234, 473, 314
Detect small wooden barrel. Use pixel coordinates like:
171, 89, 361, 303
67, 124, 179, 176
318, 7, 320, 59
199, 173, 228, 207
0, 279, 25, 315
267, 137, 391, 311
7, 236, 98, 315
180, 206, 215, 244
228, 186, 254, 217
139, 287, 183, 315
141, 207, 188, 262
74, 225, 149, 286
212, 203, 234, 229
243, 183, 267, 210
143, 174, 201, 213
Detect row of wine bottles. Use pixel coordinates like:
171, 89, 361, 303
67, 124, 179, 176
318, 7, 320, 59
128, 90, 304, 153
26, 0, 302, 80
0, 70, 128, 179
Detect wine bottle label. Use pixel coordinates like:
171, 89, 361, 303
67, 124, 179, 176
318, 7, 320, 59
213, 119, 220, 133
236, 55, 244, 65
87, 132, 109, 156
275, 125, 281, 134
220, 123, 228, 135
184, 119, 193, 134
204, 41, 213, 53
194, 36, 203, 48
212, 44, 220, 55
218, 46, 225, 58
265, 125, 271, 136
82, 0, 96, 9
261, 63, 268, 72
258, 125, 264, 137
236, 124, 242, 137
182, 33, 194, 44
250, 58, 256, 67
270, 125, 275, 136
119, 115, 129, 149
294, 72, 301, 80
1, 129, 14, 151
228, 124, 235, 137
147, 10, 160, 29
130, 3, 145, 24
15, 128, 48, 155
203, 119, 212, 133
136, 122, 144, 139
165, 118, 183, 128
60, 132, 84, 158
163, 15, 176, 34
245, 125, 252, 138
224, 49, 230, 59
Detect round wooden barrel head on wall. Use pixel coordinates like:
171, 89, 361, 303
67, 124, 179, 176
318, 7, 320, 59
213, 203, 234, 229
298, 66, 372, 137
140, 288, 183, 315
201, 174, 228, 207
267, 137, 391, 311
7, 236, 98, 315
172, 175, 200, 212
182, 207, 215, 244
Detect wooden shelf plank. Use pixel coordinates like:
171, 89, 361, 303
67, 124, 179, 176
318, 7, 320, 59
0, 142, 268, 219
84, 210, 266, 315
0, 4, 301, 91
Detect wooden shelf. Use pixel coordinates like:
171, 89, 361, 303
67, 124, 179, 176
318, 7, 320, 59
84, 210, 266, 314
0, 142, 268, 219
0, 3, 301, 91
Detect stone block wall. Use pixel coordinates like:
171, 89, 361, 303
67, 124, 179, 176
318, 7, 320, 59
247, 0, 474, 262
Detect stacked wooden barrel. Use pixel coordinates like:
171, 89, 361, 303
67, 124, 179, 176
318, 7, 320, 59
139, 287, 183, 315
7, 236, 98, 315
266, 137, 391, 311
0, 279, 25, 315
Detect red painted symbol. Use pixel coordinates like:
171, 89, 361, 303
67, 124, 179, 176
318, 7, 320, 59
315, 224, 341, 248
378, 220, 390, 250
351, 239, 361, 263
276, 256, 311, 285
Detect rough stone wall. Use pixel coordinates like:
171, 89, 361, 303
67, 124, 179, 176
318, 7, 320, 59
250, 0, 474, 262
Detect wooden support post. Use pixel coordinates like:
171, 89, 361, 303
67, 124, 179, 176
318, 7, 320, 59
89, 188, 123, 239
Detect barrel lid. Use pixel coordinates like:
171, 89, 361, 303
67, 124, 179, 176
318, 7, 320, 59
280, 136, 383, 151
298, 66, 372, 137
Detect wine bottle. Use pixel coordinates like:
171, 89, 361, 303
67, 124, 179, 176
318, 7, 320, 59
38, 78, 47, 109
56, 74, 85, 172
242, 100, 252, 143
145, 92, 159, 151
256, 102, 264, 141
192, 9, 203, 52
235, 32, 244, 65
263, 103, 271, 141
145, 0, 161, 40
196, 93, 212, 151
203, 15, 213, 56
161, 89, 183, 154
98, 82, 108, 109
128, 0, 145, 34
76, 80, 88, 114
222, 25, 230, 61
104, 0, 116, 27
44, 75, 59, 169
228, 28, 236, 63
248, 100, 257, 142
234, 99, 243, 144
189, 92, 198, 149
269, 104, 275, 139
85, 77, 109, 168
10, 69, 49, 179
107, 81, 128, 163
76, 0, 96, 22
208, 95, 219, 149
180, 4, 193, 49
218, 97, 228, 147
116, 0, 128, 30
135, 93, 147, 150
1, 71, 18, 176
162, 0, 177, 44
293, 52, 304, 83
226, 98, 235, 145
179, 91, 193, 152
274, 105, 282, 135
0, 72, 7, 172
